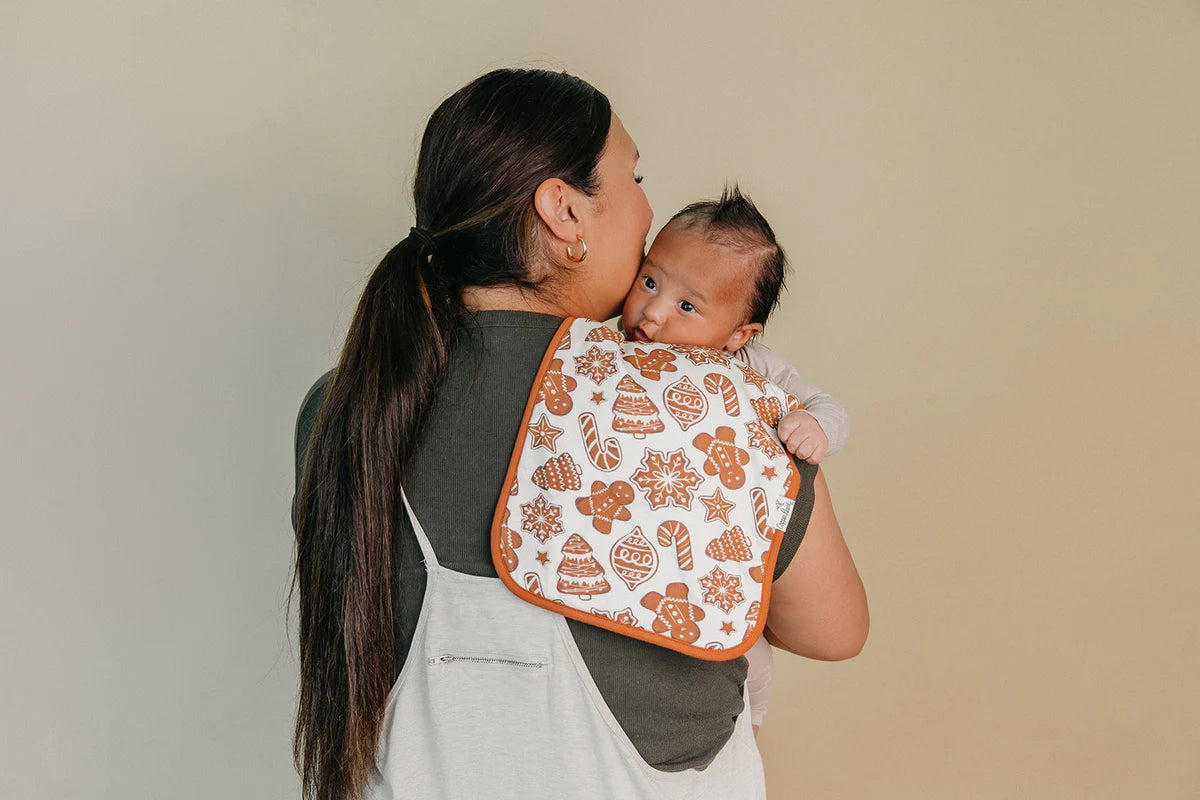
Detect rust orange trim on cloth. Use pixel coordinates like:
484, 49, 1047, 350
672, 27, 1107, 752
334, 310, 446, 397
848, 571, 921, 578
490, 318, 800, 662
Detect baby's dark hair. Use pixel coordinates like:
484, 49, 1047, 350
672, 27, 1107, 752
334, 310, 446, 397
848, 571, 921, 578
666, 185, 789, 326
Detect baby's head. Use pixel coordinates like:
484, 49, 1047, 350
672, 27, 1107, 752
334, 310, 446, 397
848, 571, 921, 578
620, 186, 788, 352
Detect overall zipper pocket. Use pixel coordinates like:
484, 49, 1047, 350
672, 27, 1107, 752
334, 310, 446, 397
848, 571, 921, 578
429, 653, 546, 669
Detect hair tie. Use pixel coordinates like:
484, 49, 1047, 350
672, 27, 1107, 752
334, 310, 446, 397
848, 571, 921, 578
409, 226, 438, 254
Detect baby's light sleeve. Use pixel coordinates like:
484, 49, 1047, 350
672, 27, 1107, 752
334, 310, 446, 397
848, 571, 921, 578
746, 636, 774, 727
736, 341, 851, 456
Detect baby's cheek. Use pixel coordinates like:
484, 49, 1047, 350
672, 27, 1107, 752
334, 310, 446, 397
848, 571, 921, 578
683, 319, 727, 349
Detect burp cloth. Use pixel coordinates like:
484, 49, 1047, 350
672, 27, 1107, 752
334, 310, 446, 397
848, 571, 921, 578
491, 318, 802, 660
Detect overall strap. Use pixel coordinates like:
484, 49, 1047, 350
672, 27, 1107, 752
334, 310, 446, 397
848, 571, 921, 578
399, 488, 440, 570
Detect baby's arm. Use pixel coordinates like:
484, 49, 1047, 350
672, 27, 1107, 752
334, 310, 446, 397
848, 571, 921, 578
745, 635, 774, 735
737, 341, 850, 459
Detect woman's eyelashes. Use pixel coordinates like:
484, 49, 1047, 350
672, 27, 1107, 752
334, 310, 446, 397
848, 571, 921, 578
634, 174, 644, 184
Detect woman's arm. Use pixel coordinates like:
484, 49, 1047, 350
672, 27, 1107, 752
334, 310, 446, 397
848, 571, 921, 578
765, 469, 868, 660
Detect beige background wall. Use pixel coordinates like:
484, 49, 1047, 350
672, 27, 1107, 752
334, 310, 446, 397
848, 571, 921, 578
2, 1, 1196, 797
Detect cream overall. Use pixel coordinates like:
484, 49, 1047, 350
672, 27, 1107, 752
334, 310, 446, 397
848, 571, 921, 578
365, 491, 767, 799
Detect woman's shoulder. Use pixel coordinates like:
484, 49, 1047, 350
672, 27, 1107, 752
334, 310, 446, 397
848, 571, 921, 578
295, 369, 334, 473
297, 369, 334, 434
291, 368, 334, 530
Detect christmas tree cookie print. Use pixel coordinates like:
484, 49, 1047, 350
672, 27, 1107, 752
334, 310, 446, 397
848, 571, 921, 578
611, 375, 665, 438
557, 533, 611, 600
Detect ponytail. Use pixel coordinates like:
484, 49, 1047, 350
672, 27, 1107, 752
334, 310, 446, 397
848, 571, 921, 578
292, 67, 612, 800
293, 234, 455, 800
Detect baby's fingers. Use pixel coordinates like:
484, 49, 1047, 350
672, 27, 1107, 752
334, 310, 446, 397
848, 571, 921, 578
785, 429, 812, 457
777, 410, 814, 440
777, 413, 802, 440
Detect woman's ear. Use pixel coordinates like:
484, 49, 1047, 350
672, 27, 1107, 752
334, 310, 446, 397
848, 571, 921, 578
533, 177, 584, 245
723, 322, 764, 352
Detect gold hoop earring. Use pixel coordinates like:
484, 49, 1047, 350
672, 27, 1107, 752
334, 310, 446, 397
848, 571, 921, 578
566, 234, 588, 263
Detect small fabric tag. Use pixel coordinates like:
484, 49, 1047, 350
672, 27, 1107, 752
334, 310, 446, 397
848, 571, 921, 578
772, 497, 795, 532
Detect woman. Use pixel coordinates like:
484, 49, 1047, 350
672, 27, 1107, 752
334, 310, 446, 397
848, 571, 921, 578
292, 68, 868, 800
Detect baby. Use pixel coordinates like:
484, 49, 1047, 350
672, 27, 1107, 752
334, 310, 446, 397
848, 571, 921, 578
619, 186, 850, 735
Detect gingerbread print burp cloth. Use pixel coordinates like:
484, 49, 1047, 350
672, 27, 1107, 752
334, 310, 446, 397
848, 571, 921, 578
491, 318, 803, 660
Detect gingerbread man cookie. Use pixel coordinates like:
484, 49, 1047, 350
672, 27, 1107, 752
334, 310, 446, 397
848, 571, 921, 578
692, 425, 751, 490
575, 479, 635, 534
640, 582, 706, 643
538, 358, 577, 416
623, 347, 678, 380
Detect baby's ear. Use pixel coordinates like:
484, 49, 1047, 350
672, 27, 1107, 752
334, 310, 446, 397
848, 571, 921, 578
723, 322, 764, 352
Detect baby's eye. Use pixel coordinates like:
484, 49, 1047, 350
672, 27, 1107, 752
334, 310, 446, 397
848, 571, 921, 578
679, 300, 696, 313
634, 174, 644, 184
643, 276, 656, 291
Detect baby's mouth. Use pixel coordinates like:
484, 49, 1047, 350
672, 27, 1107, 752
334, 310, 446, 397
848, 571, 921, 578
629, 326, 653, 343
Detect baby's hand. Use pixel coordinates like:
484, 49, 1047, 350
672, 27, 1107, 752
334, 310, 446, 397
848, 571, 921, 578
776, 410, 829, 464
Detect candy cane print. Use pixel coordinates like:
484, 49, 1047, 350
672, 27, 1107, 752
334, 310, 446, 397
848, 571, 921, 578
750, 487, 773, 542
703, 373, 740, 416
579, 412, 622, 472
656, 520, 693, 571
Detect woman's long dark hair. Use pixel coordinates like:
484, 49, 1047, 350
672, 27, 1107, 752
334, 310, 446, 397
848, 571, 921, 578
292, 69, 612, 800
